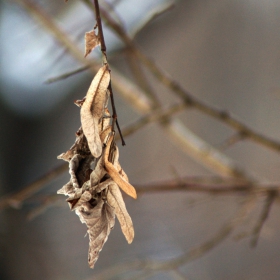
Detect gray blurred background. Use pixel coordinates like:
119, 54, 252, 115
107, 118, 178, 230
1, 0, 280, 279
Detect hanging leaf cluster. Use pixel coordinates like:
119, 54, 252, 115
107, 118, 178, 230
57, 65, 136, 269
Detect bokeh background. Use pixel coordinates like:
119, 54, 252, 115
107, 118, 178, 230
1, 0, 280, 279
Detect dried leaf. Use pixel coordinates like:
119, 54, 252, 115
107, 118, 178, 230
81, 65, 110, 158
100, 126, 112, 144
99, 108, 111, 132
75, 155, 94, 188
57, 181, 74, 196
112, 146, 129, 182
107, 181, 134, 243
90, 153, 107, 186
117, 165, 129, 182
69, 154, 82, 188
91, 177, 111, 194
70, 190, 92, 210
104, 135, 137, 199
84, 30, 100, 58
129, 1, 175, 38
74, 98, 85, 107
57, 127, 90, 161
75, 198, 115, 268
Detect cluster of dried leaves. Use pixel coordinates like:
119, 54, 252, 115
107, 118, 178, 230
57, 65, 137, 268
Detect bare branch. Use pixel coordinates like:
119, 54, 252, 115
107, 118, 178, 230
217, 132, 247, 151
250, 190, 277, 247
27, 195, 63, 220
3, 166, 278, 216
44, 66, 89, 84
119, 103, 187, 138
0, 163, 68, 210
136, 179, 280, 196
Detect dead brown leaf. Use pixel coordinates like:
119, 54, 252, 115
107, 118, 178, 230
84, 30, 100, 58
80, 65, 110, 158
107, 182, 134, 243
104, 135, 137, 199
69, 154, 82, 188
75, 198, 115, 268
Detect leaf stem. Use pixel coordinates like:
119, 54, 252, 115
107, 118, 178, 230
108, 82, 126, 145
93, 0, 107, 63
93, 0, 125, 145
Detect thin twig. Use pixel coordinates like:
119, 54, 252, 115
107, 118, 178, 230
45, 65, 89, 84
0, 163, 68, 210
218, 132, 247, 151
102, 0, 125, 30
108, 82, 126, 145
13, 0, 89, 64
119, 103, 187, 138
136, 180, 280, 196
155, 197, 255, 270
124, 48, 160, 106
27, 195, 63, 220
93, 0, 107, 63
93, 0, 125, 145
250, 190, 277, 247
162, 119, 260, 180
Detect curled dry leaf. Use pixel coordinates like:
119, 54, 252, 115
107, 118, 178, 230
89, 149, 107, 187
57, 127, 90, 162
69, 190, 92, 210
89, 124, 112, 186
105, 135, 137, 199
57, 181, 74, 196
81, 65, 110, 158
75, 198, 115, 268
84, 30, 100, 58
112, 145, 129, 182
91, 177, 112, 194
69, 154, 82, 188
107, 181, 134, 244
